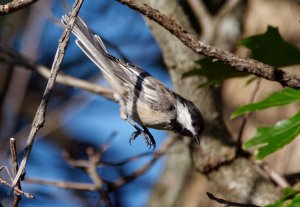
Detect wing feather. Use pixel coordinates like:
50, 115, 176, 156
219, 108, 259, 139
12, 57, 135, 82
107, 56, 174, 111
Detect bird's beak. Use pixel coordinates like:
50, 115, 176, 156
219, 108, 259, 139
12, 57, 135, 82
193, 136, 200, 144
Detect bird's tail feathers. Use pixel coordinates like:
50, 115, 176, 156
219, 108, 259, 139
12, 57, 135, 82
61, 15, 113, 78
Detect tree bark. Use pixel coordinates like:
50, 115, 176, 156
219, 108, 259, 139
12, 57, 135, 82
142, 0, 281, 206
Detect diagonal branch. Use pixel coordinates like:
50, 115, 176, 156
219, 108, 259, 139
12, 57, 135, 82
0, 177, 34, 198
116, 0, 300, 89
107, 137, 175, 191
0, 46, 114, 101
10, 0, 84, 191
0, 0, 38, 15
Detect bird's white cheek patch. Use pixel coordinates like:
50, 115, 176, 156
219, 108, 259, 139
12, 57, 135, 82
176, 101, 195, 135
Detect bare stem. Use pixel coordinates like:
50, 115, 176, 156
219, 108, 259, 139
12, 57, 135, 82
25, 178, 98, 191
116, 0, 300, 88
0, 47, 114, 101
0, 177, 34, 198
10, 138, 22, 206
10, 0, 84, 191
0, 0, 39, 15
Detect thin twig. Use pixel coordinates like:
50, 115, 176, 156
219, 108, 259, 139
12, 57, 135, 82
0, 0, 38, 15
216, 0, 241, 21
10, 139, 20, 181
0, 47, 115, 101
86, 148, 112, 207
98, 132, 118, 155
64, 143, 166, 168
102, 142, 178, 166
25, 178, 98, 191
10, 138, 22, 206
102, 151, 157, 166
259, 163, 289, 188
64, 144, 113, 206
236, 78, 261, 153
64, 144, 168, 168
235, 79, 289, 187
10, 0, 84, 190
116, 0, 300, 89
0, 177, 34, 198
64, 137, 174, 192
107, 137, 175, 191
37, 65, 114, 101
25, 138, 173, 205
64, 147, 112, 206
186, 0, 212, 36
0, 166, 13, 181
207, 192, 260, 207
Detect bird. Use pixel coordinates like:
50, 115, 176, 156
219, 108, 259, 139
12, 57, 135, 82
61, 15, 204, 149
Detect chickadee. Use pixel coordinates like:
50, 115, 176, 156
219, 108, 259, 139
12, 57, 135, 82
62, 15, 204, 149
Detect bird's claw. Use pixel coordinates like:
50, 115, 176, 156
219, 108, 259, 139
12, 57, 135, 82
129, 131, 140, 145
129, 128, 156, 150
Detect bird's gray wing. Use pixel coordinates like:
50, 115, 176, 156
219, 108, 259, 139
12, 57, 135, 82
62, 15, 173, 112
107, 55, 174, 111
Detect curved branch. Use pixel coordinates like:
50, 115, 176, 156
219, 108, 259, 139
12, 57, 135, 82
116, 0, 300, 88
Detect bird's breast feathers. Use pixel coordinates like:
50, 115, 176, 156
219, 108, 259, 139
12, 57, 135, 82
129, 99, 172, 129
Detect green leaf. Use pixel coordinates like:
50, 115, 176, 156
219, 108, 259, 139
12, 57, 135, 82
240, 26, 300, 67
231, 88, 300, 119
183, 57, 248, 87
244, 110, 300, 159
289, 196, 300, 207
265, 190, 300, 207
284, 188, 300, 197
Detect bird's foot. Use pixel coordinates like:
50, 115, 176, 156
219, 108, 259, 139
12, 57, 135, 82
129, 127, 156, 150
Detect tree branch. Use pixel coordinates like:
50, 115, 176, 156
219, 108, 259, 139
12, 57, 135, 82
10, 138, 22, 207
138, 1, 280, 206
10, 0, 84, 191
0, 177, 34, 198
116, 0, 300, 88
0, 0, 38, 15
107, 137, 175, 191
0, 46, 114, 101
25, 178, 98, 191
25, 137, 173, 206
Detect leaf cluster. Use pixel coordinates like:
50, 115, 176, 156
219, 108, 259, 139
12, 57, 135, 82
265, 189, 300, 207
185, 26, 300, 160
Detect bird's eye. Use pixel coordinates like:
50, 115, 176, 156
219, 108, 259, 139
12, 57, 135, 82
192, 121, 197, 126
168, 105, 175, 111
